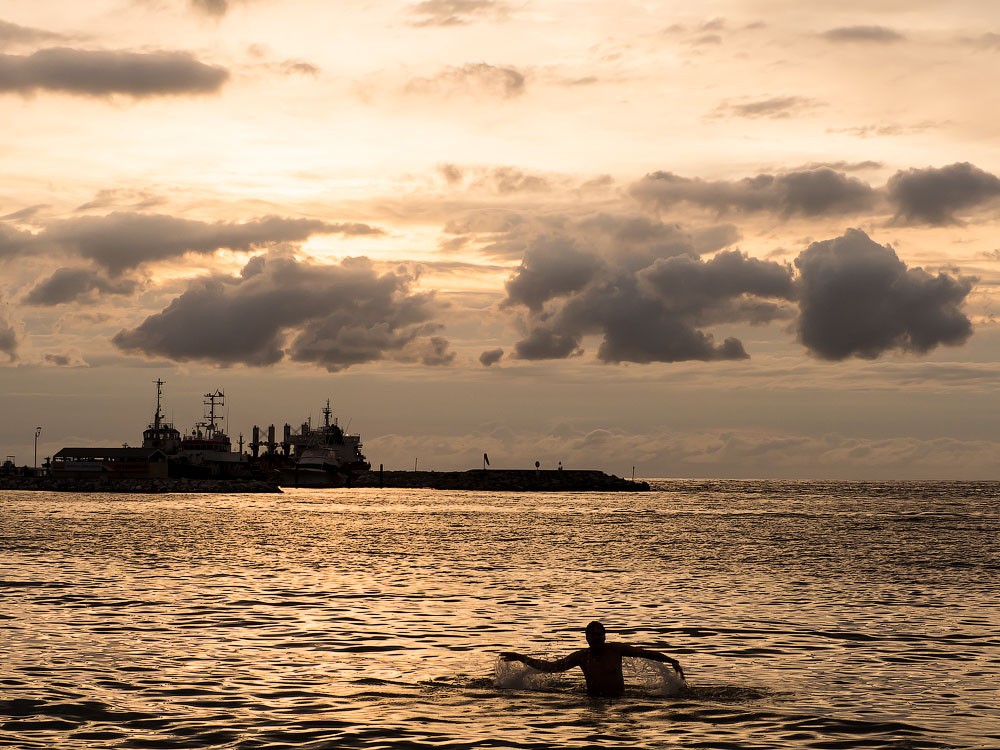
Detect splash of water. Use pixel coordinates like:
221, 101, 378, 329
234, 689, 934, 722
494, 656, 688, 696
493, 657, 561, 690
623, 657, 688, 697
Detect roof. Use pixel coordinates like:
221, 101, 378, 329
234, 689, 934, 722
53, 447, 167, 460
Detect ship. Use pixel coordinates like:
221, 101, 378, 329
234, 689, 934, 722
142, 381, 249, 478
279, 401, 370, 487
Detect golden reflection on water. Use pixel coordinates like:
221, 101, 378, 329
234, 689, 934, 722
1, 481, 998, 749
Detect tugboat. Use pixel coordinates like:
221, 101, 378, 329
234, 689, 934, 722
142, 381, 248, 478
282, 400, 369, 487
142, 379, 182, 454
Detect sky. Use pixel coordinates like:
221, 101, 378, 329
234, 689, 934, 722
2, 0, 1000, 479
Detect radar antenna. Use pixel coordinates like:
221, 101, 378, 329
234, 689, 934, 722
203, 390, 225, 434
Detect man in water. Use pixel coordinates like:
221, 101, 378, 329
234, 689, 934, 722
500, 621, 685, 698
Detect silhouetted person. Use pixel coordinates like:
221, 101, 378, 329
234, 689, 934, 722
500, 621, 684, 698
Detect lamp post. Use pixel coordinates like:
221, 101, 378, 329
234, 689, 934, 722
34, 427, 41, 470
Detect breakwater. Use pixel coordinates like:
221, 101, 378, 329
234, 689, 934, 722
1, 469, 648, 493
0, 475, 282, 494
350, 469, 650, 492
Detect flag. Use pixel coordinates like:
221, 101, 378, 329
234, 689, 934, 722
484, 453, 490, 466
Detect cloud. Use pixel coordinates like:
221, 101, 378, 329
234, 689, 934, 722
886, 162, 1000, 225
711, 96, 821, 119
502, 224, 796, 363
23, 267, 142, 306
76, 189, 163, 212
409, 0, 510, 27
0, 48, 229, 97
437, 165, 552, 193
821, 26, 905, 43
961, 33, 1000, 51
479, 347, 503, 366
831, 121, 942, 138
0, 222, 36, 259
502, 237, 603, 312
113, 254, 450, 371
406, 63, 525, 99
41, 212, 383, 274
191, 0, 230, 15
0, 310, 15, 361
513, 327, 583, 360
794, 229, 974, 360
0, 20, 67, 49
630, 168, 877, 217
44, 351, 87, 367
1, 204, 48, 222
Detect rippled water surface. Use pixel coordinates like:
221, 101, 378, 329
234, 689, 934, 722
2, 480, 999, 749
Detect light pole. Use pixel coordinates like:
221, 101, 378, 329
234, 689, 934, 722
34, 427, 41, 470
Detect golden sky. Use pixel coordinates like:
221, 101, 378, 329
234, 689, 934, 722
3, 0, 1000, 478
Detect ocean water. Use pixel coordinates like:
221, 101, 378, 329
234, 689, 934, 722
1, 480, 998, 750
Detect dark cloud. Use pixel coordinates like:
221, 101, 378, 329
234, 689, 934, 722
501, 222, 796, 363
0, 222, 36, 259
795, 229, 974, 360
0, 20, 67, 49
822, 26, 905, 43
113, 254, 450, 371
631, 168, 877, 217
0, 48, 229, 97
42, 212, 383, 274
406, 63, 525, 98
410, 0, 510, 27
513, 327, 582, 360
191, 0, 230, 16
408, 336, 455, 366
44, 352, 86, 367
503, 237, 603, 312
712, 96, 821, 119
479, 347, 503, 366
0, 307, 15, 361
886, 162, 1000, 225
24, 267, 142, 306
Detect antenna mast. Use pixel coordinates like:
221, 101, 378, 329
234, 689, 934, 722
203, 390, 225, 434
153, 378, 165, 429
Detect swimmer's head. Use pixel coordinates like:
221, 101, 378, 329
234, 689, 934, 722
585, 620, 606, 649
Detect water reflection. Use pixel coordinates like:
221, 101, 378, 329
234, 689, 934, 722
0, 482, 997, 749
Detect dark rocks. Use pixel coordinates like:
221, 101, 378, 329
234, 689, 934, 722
0, 475, 282, 494
351, 469, 650, 492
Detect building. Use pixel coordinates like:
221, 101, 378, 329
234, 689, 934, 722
51, 447, 168, 479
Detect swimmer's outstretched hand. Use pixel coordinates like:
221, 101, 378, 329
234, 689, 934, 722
500, 652, 524, 663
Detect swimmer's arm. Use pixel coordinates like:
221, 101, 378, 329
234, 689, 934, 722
499, 650, 584, 673
617, 644, 685, 679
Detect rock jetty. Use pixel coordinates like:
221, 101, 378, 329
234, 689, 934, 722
350, 469, 649, 492
0, 475, 282, 494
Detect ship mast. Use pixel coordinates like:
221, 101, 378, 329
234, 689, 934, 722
153, 378, 165, 429
203, 390, 225, 435
323, 399, 332, 429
